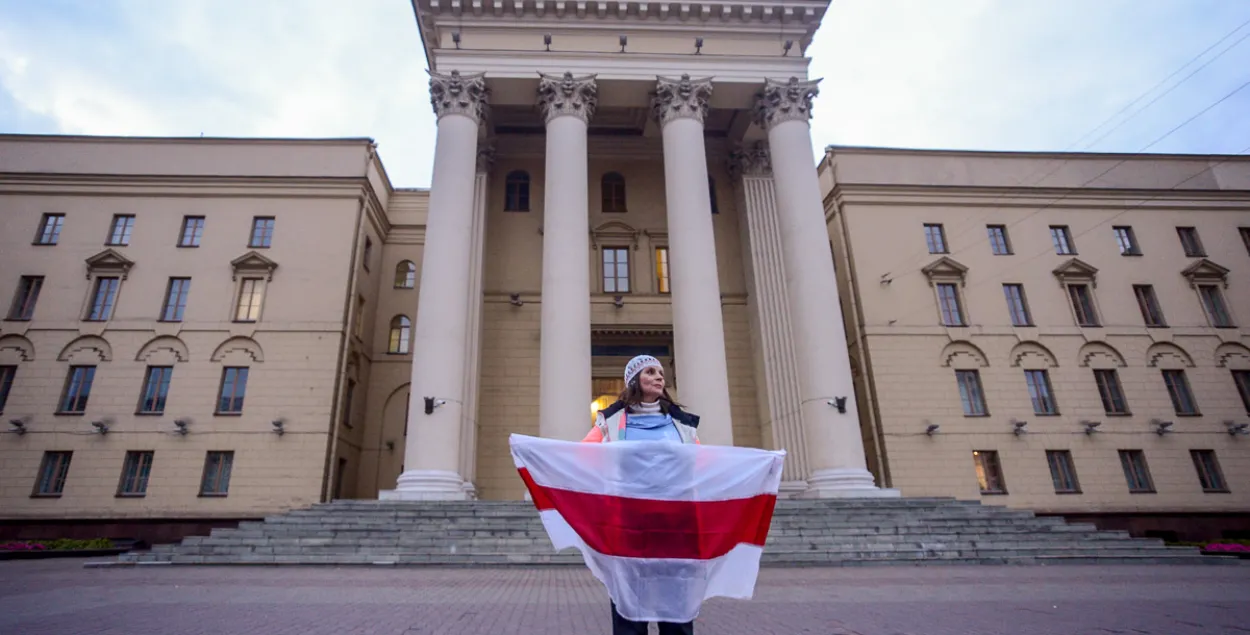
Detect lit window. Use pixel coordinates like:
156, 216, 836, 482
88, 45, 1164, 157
389, 315, 411, 354
655, 247, 670, 294
972, 450, 1006, 494
234, 279, 264, 322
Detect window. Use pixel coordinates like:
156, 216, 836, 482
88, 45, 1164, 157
1241, 227, 1250, 256
1067, 284, 1099, 327
362, 237, 373, 271
956, 370, 988, 416
35, 213, 64, 245
1119, 450, 1155, 493
117, 451, 154, 497
923, 224, 947, 254
107, 214, 135, 246
58, 366, 95, 414
1024, 369, 1058, 415
0, 365, 14, 412
1002, 284, 1032, 326
1050, 225, 1075, 255
7, 276, 43, 320
33, 451, 72, 497
1133, 285, 1166, 327
354, 295, 366, 339
936, 283, 965, 326
1094, 369, 1130, 415
1046, 450, 1081, 494
179, 216, 204, 247
395, 260, 417, 288
603, 247, 630, 293
987, 225, 1012, 255
234, 278, 264, 322
161, 278, 191, 322
249, 217, 275, 248
1176, 227, 1205, 257
1162, 369, 1199, 416
972, 451, 1006, 494
655, 247, 670, 294
342, 379, 356, 429
200, 451, 234, 496
216, 367, 249, 414
504, 171, 531, 212
388, 315, 411, 354
1190, 450, 1228, 493
708, 176, 719, 214
1197, 285, 1234, 327
1234, 370, 1250, 413
602, 172, 627, 213
1113, 226, 1140, 255
138, 366, 173, 414
87, 277, 120, 321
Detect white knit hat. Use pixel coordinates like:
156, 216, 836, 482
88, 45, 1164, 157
624, 355, 663, 385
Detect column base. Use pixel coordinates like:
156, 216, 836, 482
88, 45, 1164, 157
798, 468, 902, 499
379, 470, 469, 501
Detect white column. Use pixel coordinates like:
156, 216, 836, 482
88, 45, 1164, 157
382, 71, 488, 501
652, 74, 734, 446
458, 145, 493, 500
754, 77, 896, 498
537, 72, 597, 441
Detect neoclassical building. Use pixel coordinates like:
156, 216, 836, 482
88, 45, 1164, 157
2, 0, 1248, 540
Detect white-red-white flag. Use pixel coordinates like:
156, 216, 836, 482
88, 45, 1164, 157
509, 433, 786, 623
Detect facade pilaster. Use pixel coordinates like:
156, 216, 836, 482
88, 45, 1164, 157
457, 144, 494, 499
651, 74, 734, 446
753, 77, 896, 497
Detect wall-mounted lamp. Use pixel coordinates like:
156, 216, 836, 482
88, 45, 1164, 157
271, 419, 286, 436
1152, 419, 1174, 436
544, 34, 552, 51
510, 293, 524, 307
91, 420, 110, 435
1082, 420, 1101, 435
173, 418, 190, 436
925, 423, 940, 436
619, 34, 628, 52
613, 295, 625, 308
452, 31, 462, 49
424, 397, 447, 415
826, 397, 847, 414
694, 37, 703, 54
7, 418, 27, 436
1226, 421, 1247, 436
1012, 419, 1028, 436
782, 39, 794, 56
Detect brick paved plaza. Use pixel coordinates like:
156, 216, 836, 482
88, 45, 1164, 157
2, 559, 1248, 634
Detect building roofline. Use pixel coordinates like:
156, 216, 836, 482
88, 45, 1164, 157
0, 133, 378, 147
823, 144, 1250, 162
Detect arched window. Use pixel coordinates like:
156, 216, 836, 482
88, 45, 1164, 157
602, 172, 627, 213
388, 316, 411, 354
708, 176, 719, 214
394, 260, 416, 289
505, 171, 530, 212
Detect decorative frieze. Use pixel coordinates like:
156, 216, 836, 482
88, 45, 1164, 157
429, 70, 490, 123
753, 76, 820, 130
651, 74, 713, 126
537, 72, 599, 124
729, 141, 772, 177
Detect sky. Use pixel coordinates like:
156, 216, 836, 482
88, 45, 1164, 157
1, 0, 1247, 189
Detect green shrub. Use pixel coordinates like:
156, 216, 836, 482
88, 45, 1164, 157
45, 538, 113, 550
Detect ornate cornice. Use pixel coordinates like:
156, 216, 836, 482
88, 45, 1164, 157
651, 74, 713, 127
429, 70, 490, 123
754, 77, 820, 130
729, 142, 772, 177
476, 144, 496, 173
537, 72, 598, 124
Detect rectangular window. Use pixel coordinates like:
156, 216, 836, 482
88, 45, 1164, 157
1234, 370, 1250, 413
1024, 369, 1058, 415
117, 451, 154, 497
1113, 226, 1140, 255
7, 275, 43, 320
216, 367, 249, 414
936, 283, 965, 326
1197, 285, 1234, 328
1162, 369, 1199, 416
234, 279, 264, 322
363, 237, 373, 271
161, 278, 191, 322
200, 451, 234, 496
1067, 284, 1099, 327
1094, 369, 1130, 415
603, 248, 630, 293
107, 214, 135, 246
1050, 225, 1075, 255
972, 450, 1006, 494
249, 217, 275, 248
33, 451, 72, 497
35, 213, 65, 245
1241, 227, 1250, 256
138, 366, 173, 414
956, 370, 988, 416
1176, 227, 1205, 257
0, 365, 15, 412
1002, 284, 1032, 326
986, 225, 1012, 255
1119, 450, 1155, 493
924, 224, 947, 254
354, 295, 366, 339
1046, 450, 1081, 494
179, 216, 205, 247
58, 366, 95, 414
1133, 285, 1167, 327
342, 379, 355, 429
87, 277, 120, 321
1190, 450, 1228, 493
655, 247, 670, 294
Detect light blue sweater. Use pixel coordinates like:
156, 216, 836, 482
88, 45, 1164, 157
620, 401, 681, 443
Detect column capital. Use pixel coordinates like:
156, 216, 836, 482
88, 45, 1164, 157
537, 72, 598, 124
651, 74, 713, 127
429, 70, 490, 123
476, 144, 496, 173
753, 77, 821, 130
729, 141, 772, 178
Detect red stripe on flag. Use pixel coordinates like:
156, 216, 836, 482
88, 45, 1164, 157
517, 467, 776, 560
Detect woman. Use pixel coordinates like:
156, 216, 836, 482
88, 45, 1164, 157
582, 354, 698, 635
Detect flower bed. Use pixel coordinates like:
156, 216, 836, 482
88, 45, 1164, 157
0, 539, 126, 560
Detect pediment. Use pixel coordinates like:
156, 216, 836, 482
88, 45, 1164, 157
1181, 258, 1230, 287
921, 256, 969, 285
231, 251, 279, 281
84, 248, 135, 279
1052, 258, 1098, 285
590, 220, 640, 249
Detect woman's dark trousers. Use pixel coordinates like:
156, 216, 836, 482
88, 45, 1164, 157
611, 602, 694, 635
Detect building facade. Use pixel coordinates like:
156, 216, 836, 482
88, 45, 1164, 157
2, 0, 1248, 541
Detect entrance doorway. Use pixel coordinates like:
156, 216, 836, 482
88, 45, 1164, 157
590, 327, 675, 422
